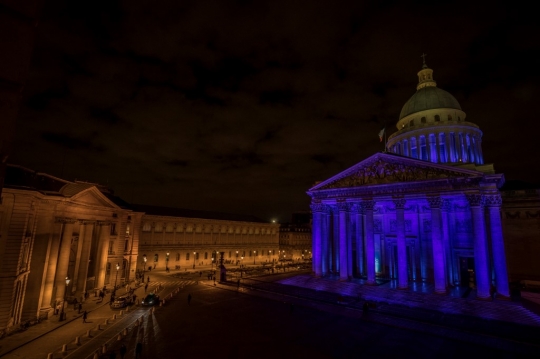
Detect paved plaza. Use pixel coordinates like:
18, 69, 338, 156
1, 268, 540, 358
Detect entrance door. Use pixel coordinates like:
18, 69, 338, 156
459, 257, 475, 288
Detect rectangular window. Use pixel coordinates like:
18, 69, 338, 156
124, 239, 129, 251
110, 223, 117, 235
186, 253, 190, 260
142, 222, 151, 232
176, 253, 180, 261
108, 241, 115, 255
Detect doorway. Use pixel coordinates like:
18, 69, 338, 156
459, 257, 475, 288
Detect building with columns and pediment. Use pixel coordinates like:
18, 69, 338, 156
0, 165, 280, 332
308, 61, 510, 300
0, 165, 143, 330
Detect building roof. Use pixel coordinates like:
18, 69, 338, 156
132, 204, 268, 223
399, 86, 462, 120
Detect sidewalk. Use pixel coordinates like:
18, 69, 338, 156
0, 283, 140, 357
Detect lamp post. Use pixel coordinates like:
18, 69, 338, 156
113, 263, 120, 295
236, 251, 238, 266
253, 250, 256, 265
193, 252, 196, 269
166, 252, 170, 271
59, 277, 70, 322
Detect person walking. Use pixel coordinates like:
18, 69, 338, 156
78, 302, 82, 314
188, 293, 192, 305
135, 341, 143, 359
82, 310, 88, 323
144, 283, 148, 293
119, 343, 127, 359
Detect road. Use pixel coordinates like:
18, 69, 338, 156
4, 267, 540, 358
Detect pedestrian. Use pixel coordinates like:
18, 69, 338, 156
73, 297, 78, 310
188, 293, 192, 305
144, 283, 148, 293
84, 290, 89, 300
147, 276, 150, 283
109, 350, 117, 359
78, 302, 82, 314
120, 343, 127, 359
135, 341, 143, 359
82, 310, 88, 323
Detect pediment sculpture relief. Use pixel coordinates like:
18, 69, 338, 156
322, 159, 470, 189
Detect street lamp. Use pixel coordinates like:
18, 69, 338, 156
193, 252, 196, 269
113, 263, 120, 295
59, 277, 70, 322
236, 251, 238, 266
166, 252, 170, 271
253, 250, 256, 265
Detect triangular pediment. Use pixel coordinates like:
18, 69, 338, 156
61, 184, 119, 209
310, 152, 484, 191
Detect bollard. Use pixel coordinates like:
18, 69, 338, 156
102, 344, 107, 354
86, 330, 92, 337
97, 324, 101, 330
47, 353, 54, 359
123, 328, 128, 336
120, 310, 124, 316
75, 336, 81, 346
126, 306, 129, 312
62, 344, 68, 353
113, 314, 117, 320
117, 334, 122, 341
159, 301, 163, 307
93, 352, 99, 359
105, 318, 109, 324
152, 307, 155, 314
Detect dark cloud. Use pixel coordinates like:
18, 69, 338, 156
9, 0, 540, 221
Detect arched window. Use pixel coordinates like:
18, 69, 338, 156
448, 115, 452, 121
421, 117, 426, 124
435, 115, 440, 122
439, 133, 446, 162
458, 116, 461, 121
403, 139, 409, 156
204, 252, 208, 259
410, 119, 414, 126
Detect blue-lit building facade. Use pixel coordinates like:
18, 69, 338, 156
308, 63, 509, 300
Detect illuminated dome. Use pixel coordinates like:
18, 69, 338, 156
386, 58, 484, 166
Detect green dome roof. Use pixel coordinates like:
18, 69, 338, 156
399, 86, 461, 120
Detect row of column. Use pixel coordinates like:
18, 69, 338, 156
311, 193, 509, 298
41, 219, 111, 307
391, 130, 484, 165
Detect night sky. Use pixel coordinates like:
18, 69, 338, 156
10, 1, 540, 222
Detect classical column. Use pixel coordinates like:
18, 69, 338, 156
332, 208, 339, 273
75, 221, 95, 298
95, 222, 111, 289
427, 197, 446, 294
321, 206, 329, 276
42, 220, 63, 307
347, 205, 354, 279
353, 204, 364, 277
310, 202, 324, 277
393, 197, 408, 289
441, 200, 452, 286
485, 193, 510, 298
466, 194, 490, 299
338, 201, 348, 281
362, 200, 376, 284
55, 219, 76, 302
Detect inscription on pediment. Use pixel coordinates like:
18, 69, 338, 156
321, 159, 470, 189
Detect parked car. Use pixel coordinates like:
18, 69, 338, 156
141, 293, 160, 306
111, 294, 135, 309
